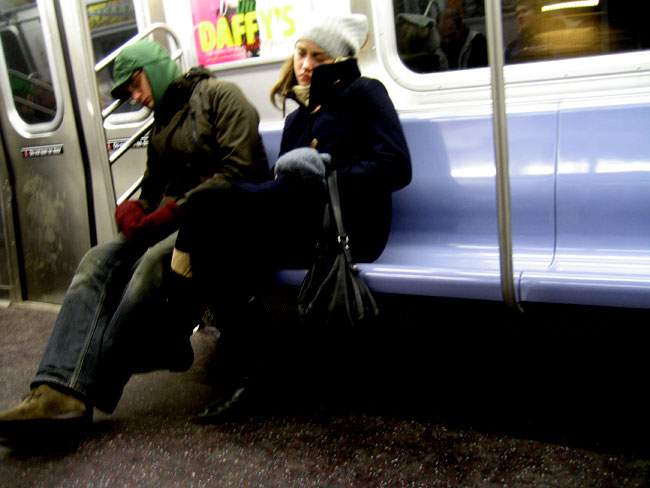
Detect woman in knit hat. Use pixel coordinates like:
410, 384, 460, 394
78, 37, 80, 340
268, 12, 412, 263
171, 14, 412, 422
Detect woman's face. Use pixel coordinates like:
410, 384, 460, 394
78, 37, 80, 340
126, 69, 155, 109
293, 40, 335, 86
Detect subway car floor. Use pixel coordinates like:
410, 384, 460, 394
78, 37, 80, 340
1, 295, 649, 487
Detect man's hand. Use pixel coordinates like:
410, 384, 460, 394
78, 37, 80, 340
115, 200, 146, 241
116, 200, 180, 243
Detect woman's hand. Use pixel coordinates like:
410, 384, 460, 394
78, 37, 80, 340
273, 147, 331, 184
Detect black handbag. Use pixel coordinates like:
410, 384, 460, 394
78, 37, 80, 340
297, 171, 380, 328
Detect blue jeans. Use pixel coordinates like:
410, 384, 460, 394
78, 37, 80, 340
33, 232, 179, 413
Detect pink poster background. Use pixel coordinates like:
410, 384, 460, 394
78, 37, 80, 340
191, 0, 247, 65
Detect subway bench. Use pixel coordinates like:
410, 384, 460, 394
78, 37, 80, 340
260, 107, 650, 310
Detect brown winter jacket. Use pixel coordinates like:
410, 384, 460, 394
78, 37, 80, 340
138, 67, 269, 212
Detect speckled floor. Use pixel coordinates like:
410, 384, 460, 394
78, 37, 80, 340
1, 298, 649, 487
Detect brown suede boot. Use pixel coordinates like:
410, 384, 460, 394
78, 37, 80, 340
0, 384, 91, 443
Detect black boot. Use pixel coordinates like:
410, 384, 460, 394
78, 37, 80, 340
196, 378, 257, 423
162, 266, 208, 371
196, 296, 271, 423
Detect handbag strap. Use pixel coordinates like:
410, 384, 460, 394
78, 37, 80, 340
326, 171, 357, 267
327, 171, 345, 237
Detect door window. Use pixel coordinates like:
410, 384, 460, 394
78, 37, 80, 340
0, 1, 58, 124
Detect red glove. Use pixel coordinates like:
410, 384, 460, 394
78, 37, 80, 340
129, 200, 180, 243
138, 200, 179, 227
115, 200, 145, 241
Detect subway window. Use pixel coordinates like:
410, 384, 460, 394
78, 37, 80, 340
393, 0, 649, 73
0, 1, 57, 124
504, 0, 646, 63
86, 0, 139, 113
394, 0, 487, 72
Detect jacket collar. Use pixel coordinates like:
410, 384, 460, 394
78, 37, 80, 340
307, 59, 361, 111
155, 67, 213, 122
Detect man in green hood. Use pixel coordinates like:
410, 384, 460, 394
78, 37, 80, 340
0, 40, 269, 445
111, 39, 180, 109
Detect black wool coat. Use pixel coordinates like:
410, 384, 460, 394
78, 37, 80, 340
280, 59, 412, 261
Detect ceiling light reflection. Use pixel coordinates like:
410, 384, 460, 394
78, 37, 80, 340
542, 0, 599, 12
595, 159, 650, 173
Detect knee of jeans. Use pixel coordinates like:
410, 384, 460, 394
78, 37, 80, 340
69, 248, 109, 287
69, 239, 127, 288
131, 248, 165, 288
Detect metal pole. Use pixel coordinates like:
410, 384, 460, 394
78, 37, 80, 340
484, 0, 523, 312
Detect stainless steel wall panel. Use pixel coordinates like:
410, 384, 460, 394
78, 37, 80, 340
0, 0, 91, 304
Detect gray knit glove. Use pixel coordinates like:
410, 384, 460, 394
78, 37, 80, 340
274, 147, 331, 183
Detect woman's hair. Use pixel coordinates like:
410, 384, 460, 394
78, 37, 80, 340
269, 56, 297, 115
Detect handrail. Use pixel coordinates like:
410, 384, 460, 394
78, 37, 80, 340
101, 98, 125, 120
95, 22, 182, 74
8, 68, 56, 116
8, 68, 54, 91
13, 95, 56, 117
108, 117, 154, 166
117, 176, 144, 206
485, 0, 523, 312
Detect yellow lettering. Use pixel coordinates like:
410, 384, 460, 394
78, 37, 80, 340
216, 16, 234, 49
282, 5, 295, 37
231, 13, 246, 46
259, 9, 274, 40
198, 21, 216, 52
244, 11, 259, 45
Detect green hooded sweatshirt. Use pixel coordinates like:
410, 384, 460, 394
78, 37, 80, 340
111, 40, 181, 108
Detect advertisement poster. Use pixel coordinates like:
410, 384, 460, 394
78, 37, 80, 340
190, 0, 351, 66
87, 0, 135, 31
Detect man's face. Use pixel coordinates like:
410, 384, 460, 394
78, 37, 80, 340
439, 18, 461, 45
126, 69, 154, 109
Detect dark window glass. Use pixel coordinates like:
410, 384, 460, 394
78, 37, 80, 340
394, 0, 488, 73
393, 1, 650, 72
504, 0, 647, 64
0, 1, 58, 124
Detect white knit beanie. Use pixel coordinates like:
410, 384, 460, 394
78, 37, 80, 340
297, 14, 369, 59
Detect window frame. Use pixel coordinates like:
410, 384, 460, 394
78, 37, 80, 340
0, 0, 64, 135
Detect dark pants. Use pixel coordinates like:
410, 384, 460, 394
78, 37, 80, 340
176, 174, 328, 294
175, 174, 388, 386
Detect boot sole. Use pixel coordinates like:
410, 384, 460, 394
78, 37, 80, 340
0, 411, 92, 444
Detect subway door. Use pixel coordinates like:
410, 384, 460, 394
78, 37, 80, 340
0, 130, 21, 304
0, 0, 93, 304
